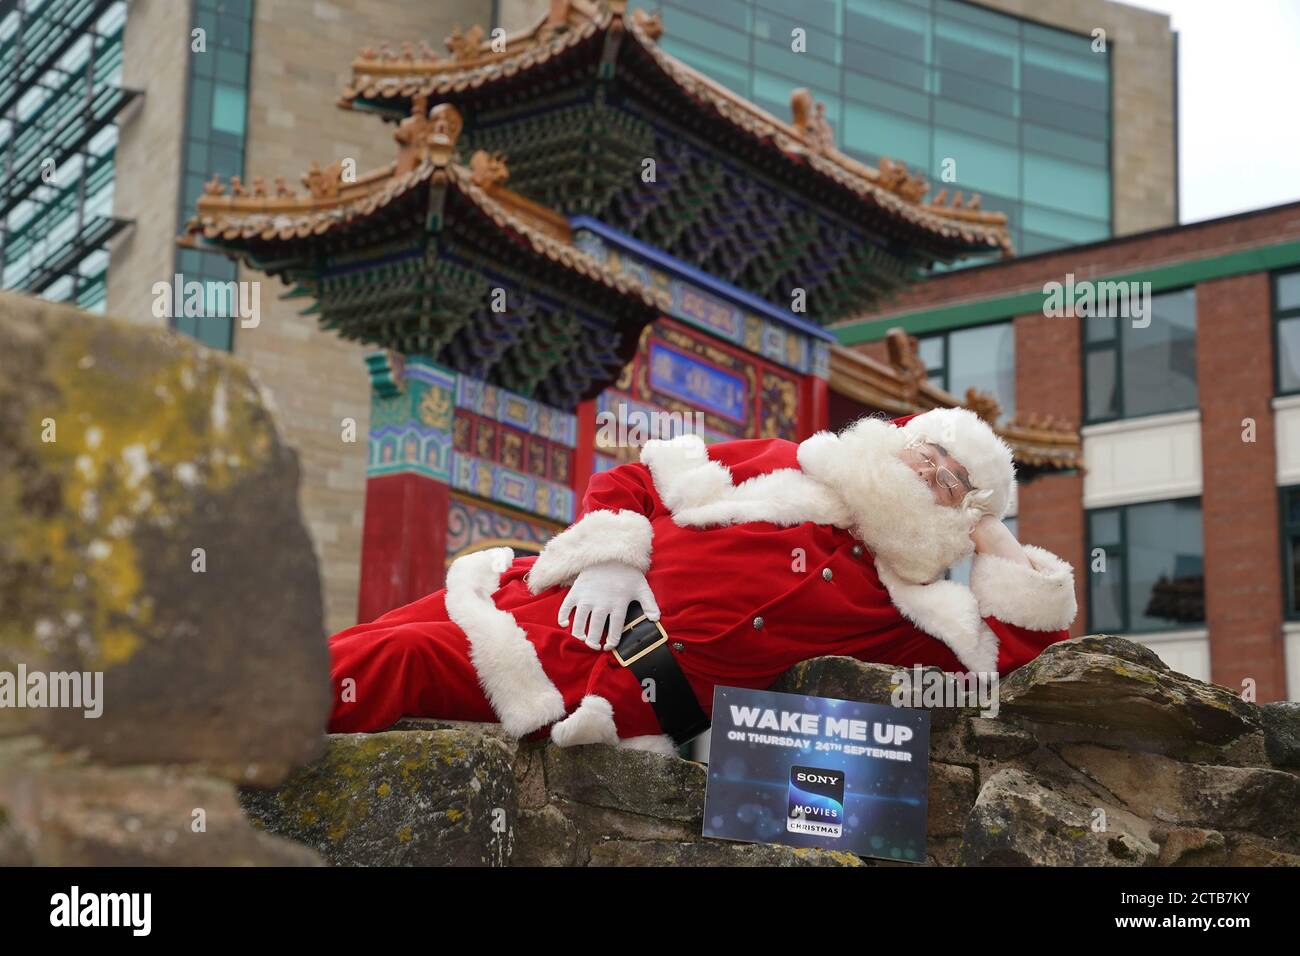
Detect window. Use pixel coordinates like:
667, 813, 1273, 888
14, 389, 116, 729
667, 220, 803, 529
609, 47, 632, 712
1085, 287, 1197, 423
1088, 499, 1205, 634
652, 0, 1114, 254
173, 0, 255, 351
1279, 487, 1300, 621
1273, 270, 1300, 394
918, 321, 1015, 418
0, 2, 129, 311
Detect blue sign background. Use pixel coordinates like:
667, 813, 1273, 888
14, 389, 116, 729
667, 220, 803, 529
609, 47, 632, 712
647, 342, 748, 423
702, 685, 931, 862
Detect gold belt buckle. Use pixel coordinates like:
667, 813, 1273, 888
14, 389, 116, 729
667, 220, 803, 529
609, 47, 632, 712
612, 614, 670, 667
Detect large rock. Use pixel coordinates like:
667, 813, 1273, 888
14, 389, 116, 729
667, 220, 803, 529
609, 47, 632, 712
542, 743, 706, 823
0, 736, 318, 866
588, 840, 866, 867
230, 640, 1300, 866
998, 636, 1263, 758
1260, 701, 1300, 768
1056, 743, 1300, 839
0, 293, 329, 785
239, 728, 518, 866
959, 768, 1159, 866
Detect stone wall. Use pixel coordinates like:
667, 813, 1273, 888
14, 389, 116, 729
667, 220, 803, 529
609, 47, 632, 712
241, 637, 1300, 867
0, 291, 329, 864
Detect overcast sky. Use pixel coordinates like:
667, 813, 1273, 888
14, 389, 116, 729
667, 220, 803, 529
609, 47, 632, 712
1119, 0, 1300, 223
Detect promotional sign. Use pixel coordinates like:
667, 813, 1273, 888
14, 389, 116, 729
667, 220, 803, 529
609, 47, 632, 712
702, 686, 930, 862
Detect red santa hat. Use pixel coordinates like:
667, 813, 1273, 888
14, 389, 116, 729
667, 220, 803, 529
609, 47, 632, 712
796, 410, 1017, 673
895, 407, 1016, 520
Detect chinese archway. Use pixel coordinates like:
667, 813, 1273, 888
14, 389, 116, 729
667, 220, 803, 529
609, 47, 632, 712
181, 0, 1078, 623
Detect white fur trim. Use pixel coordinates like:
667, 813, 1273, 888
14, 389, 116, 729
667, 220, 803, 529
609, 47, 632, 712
550, 694, 619, 747
876, 564, 999, 674
526, 509, 654, 595
639, 425, 998, 674
798, 417, 977, 585
969, 544, 1077, 631
445, 547, 567, 737
641, 434, 851, 530
901, 407, 1016, 519
618, 734, 678, 756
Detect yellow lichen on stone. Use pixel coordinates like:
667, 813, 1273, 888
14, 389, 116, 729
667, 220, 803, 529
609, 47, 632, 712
4, 309, 284, 672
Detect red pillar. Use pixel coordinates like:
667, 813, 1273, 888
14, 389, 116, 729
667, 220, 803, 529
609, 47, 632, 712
573, 397, 597, 501
356, 355, 458, 624
799, 375, 830, 439
357, 474, 450, 624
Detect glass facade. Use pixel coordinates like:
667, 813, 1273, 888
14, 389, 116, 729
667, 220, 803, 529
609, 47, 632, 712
1273, 269, 1300, 394
173, 0, 254, 350
1084, 287, 1197, 424
1088, 498, 1205, 634
0, 1, 133, 312
649, 0, 1112, 257
917, 320, 1014, 416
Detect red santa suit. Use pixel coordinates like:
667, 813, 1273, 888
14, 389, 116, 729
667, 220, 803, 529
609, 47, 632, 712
328, 411, 1077, 753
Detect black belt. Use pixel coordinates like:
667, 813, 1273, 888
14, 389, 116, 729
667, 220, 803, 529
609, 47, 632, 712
612, 602, 711, 748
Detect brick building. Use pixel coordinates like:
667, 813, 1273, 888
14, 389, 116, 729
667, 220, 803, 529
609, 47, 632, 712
833, 201, 1300, 701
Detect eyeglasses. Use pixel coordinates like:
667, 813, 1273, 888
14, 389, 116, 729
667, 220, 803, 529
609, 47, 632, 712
907, 440, 974, 498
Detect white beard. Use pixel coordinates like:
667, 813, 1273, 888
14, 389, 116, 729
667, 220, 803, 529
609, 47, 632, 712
796, 416, 979, 585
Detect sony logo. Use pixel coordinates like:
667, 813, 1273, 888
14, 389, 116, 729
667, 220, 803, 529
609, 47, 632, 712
796, 772, 841, 785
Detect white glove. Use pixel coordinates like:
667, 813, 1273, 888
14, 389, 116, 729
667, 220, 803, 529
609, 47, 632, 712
558, 561, 661, 651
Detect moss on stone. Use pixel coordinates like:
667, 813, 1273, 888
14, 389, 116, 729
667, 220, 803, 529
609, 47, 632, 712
3, 307, 281, 672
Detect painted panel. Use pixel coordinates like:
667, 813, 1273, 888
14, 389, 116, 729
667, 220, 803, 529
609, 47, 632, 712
648, 341, 748, 423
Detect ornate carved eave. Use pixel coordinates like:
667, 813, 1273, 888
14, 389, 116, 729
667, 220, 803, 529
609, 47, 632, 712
336, 1, 1013, 259
178, 101, 676, 409
829, 330, 1081, 473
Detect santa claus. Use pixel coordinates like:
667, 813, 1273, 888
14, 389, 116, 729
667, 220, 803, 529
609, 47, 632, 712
328, 408, 1077, 756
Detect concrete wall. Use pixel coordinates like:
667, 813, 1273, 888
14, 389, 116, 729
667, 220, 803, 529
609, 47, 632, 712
106, 0, 191, 323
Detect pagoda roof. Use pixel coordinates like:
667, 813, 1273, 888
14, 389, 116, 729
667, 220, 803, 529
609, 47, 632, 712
182, 144, 659, 312
830, 331, 1081, 474
337, 0, 1012, 262
181, 104, 670, 408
